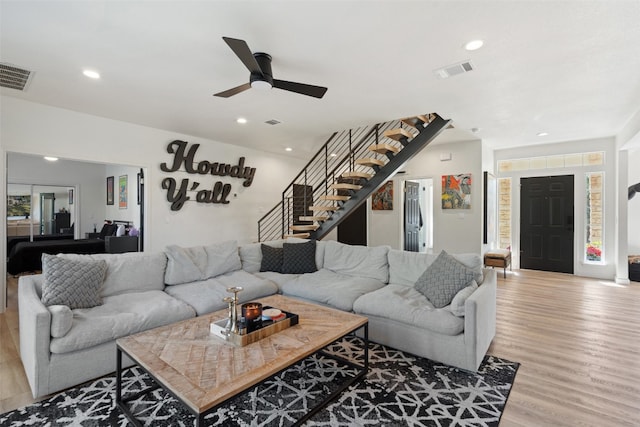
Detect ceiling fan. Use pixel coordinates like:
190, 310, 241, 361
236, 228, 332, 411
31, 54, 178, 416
214, 37, 327, 99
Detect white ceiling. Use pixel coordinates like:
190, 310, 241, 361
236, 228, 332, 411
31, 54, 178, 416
2, 1, 640, 159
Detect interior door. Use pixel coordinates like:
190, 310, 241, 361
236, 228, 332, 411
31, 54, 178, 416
520, 175, 574, 273
404, 181, 420, 252
39, 193, 55, 235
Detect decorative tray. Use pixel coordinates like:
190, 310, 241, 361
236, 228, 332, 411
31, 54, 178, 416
209, 306, 299, 347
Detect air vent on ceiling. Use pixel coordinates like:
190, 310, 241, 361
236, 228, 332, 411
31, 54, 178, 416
265, 119, 281, 126
434, 60, 475, 79
0, 63, 34, 91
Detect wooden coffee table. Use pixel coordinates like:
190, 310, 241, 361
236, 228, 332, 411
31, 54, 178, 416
115, 294, 369, 426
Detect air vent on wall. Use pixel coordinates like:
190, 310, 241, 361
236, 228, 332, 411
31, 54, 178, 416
434, 60, 475, 79
0, 63, 34, 91
265, 119, 281, 125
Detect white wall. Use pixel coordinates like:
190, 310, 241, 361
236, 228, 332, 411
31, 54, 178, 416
495, 137, 618, 280
629, 148, 640, 254
1, 97, 306, 310
368, 138, 483, 254
1, 97, 305, 251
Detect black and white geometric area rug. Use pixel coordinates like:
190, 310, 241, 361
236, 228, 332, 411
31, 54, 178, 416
1, 337, 519, 426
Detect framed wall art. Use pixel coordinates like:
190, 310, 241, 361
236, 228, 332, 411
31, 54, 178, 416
441, 173, 472, 210
372, 180, 393, 210
119, 175, 128, 209
106, 176, 114, 205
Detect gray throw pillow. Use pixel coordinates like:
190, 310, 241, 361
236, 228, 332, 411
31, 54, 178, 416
260, 244, 283, 273
41, 254, 106, 309
282, 240, 317, 274
415, 250, 476, 308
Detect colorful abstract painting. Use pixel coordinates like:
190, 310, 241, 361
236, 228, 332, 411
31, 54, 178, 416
119, 175, 128, 209
372, 180, 393, 210
442, 174, 471, 209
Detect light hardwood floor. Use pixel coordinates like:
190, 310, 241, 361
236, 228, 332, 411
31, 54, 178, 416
1, 270, 639, 425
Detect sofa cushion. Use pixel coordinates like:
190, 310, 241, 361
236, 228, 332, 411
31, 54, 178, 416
449, 280, 478, 317
323, 241, 389, 282
415, 250, 476, 308
164, 270, 278, 316
165, 240, 241, 285
353, 284, 464, 336
253, 271, 300, 292
41, 254, 106, 309
388, 249, 484, 287
280, 268, 386, 312
59, 252, 167, 297
260, 244, 283, 273
282, 240, 317, 274
49, 290, 196, 354
48, 305, 73, 338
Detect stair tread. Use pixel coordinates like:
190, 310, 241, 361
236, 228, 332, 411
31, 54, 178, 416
284, 233, 310, 239
369, 143, 400, 155
355, 157, 385, 167
383, 128, 415, 142
290, 224, 319, 231
299, 215, 329, 222
329, 183, 362, 190
341, 171, 373, 179
401, 114, 432, 129
320, 195, 350, 201
310, 205, 339, 211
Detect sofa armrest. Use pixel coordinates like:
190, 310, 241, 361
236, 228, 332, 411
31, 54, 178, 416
463, 268, 497, 370
18, 274, 52, 398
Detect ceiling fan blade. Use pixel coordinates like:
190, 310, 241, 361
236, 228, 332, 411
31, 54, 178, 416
222, 37, 263, 76
273, 79, 327, 98
213, 82, 251, 98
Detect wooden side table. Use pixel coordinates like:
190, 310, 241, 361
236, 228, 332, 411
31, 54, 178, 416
484, 249, 512, 278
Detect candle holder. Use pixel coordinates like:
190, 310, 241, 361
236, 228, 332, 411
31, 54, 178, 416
223, 286, 243, 335
242, 302, 263, 333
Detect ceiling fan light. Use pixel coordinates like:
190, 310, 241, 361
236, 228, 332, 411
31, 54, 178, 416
251, 80, 272, 90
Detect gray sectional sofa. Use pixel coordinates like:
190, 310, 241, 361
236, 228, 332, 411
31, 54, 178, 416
18, 238, 496, 398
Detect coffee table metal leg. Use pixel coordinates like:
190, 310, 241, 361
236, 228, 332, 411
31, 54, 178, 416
292, 323, 369, 426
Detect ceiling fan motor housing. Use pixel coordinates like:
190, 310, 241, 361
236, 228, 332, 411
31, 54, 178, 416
251, 52, 274, 87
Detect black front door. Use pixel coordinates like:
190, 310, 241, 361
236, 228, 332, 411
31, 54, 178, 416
404, 181, 420, 252
520, 175, 574, 273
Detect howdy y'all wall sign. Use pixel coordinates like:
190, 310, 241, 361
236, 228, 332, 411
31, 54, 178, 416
160, 140, 257, 211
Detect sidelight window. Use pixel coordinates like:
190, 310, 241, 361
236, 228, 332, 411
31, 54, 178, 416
585, 172, 604, 263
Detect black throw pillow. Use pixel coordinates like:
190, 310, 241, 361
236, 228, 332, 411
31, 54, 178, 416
260, 244, 283, 273
282, 240, 317, 274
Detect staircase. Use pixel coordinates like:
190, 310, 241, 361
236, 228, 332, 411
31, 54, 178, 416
258, 113, 452, 242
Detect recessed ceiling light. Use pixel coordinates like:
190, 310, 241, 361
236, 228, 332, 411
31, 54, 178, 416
44, 156, 58, 162
236, 117, 247, 124
537, 132, 549, 137
464, 40, 484, 51
82, 69, 100, 79
285, 147, 293, 152
330, 153, 338, 157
